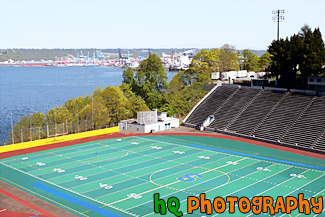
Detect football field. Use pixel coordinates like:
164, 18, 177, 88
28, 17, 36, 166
0, 135, 324, 217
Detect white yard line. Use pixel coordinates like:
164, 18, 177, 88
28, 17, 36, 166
10, 139, 148, 169
79, 150, 224, 194
139, 136, 325, 173
181, 165, 293, 216
212, 169, 312, 216
142, 163, 286, 217
97, 157, 253, 201
3, 138, 122, 165
277, 180, 325, 217
129, 160, 262, 212
104, 157, 249, 206
34, 145, 155, 177
0, 162, 138, 217
52, 145, 208, 184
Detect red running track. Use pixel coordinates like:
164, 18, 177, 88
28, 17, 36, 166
1, 132, 324, 160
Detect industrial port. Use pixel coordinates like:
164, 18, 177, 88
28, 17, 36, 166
0, 49, 197, 71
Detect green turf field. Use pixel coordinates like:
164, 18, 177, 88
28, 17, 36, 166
0, 135, 324, 217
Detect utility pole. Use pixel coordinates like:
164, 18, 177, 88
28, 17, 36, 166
272, 9, 285, 82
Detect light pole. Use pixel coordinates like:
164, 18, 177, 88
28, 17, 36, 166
272, 9, 285, 82
272, 9, 285, 43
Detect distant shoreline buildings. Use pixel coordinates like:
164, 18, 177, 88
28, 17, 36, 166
0, 49, 197, 71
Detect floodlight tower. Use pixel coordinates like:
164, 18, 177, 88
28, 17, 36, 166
272, 9, 285, 43
272, 9, 285, 83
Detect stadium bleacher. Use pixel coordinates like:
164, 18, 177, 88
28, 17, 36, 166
185, 85, 238, 126
183, 84, 325, 154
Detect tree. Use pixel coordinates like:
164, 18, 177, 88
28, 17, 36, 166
9, 112, 45, 143
258, 52, 271, 72
241, 49, 258, 71
188, 48, 220, 83
64, 96, 90, 121
122, 68, 134, 86
219, 44, 239, 72
79, 101, 110, 129
133, 54, 169, 109
119, 83, 149, 117
268, 25, 325, 88
101, 86, 131, 124
268, 37, 300, 87
299, 25, 325, 86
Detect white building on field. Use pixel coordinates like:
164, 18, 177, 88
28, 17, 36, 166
119, 110, 179, 133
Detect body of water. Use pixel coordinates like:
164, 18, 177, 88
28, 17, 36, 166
0, 66, 177, 144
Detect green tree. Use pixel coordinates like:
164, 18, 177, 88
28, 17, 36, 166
119, 82, 149, 117
64, 96, 90, 121
241, 49, 258, 71
10, 116, 31, 143
268, 37, 299, 87
133, 54, 169, 109
258, 52, 271, 72
188, 48, 220, 83
46, 106, 72, 125
122, 68, 134, 86
9, 112, 46, 143
268, 25, 325, 88
101, 86, 131, 124
79, 101, 110, 129
299, 25, 325, 86
219, 44, 239, 72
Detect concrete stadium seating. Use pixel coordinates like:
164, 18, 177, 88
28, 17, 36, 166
183, 85, 325, 154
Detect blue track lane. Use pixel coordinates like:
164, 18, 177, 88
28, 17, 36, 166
31, 182, 122, 217
188, 144, 325, 171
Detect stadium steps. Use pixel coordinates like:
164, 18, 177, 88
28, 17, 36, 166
209, 87, 261, 131
184, 85, 220, 126
281, 97, 325, 149
313, 128, 325, 152
185, 86, 238, 126
224, 88, 263, 131
250, 92, 290, 137
228, 90, 287, 136
279, 96, 317, 143
252, 93, 314, 143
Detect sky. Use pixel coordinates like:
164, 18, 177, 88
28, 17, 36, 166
0, 0, 324, 50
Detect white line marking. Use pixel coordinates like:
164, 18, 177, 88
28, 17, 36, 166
104, 157, 249, 206
0, 162, 137, 217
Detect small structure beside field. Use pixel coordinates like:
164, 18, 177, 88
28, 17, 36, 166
118, 110, 179, 133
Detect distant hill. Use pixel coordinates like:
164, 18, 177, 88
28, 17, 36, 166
0, 48, 266, 61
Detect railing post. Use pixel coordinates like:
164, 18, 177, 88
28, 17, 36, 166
47, 124, 49, 138
21, 129, 24, 143
12, 129, 14, 144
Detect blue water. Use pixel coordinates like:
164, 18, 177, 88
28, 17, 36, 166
0, 66, 177, 143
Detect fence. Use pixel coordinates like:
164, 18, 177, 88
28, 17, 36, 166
6, 119, 116, 145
